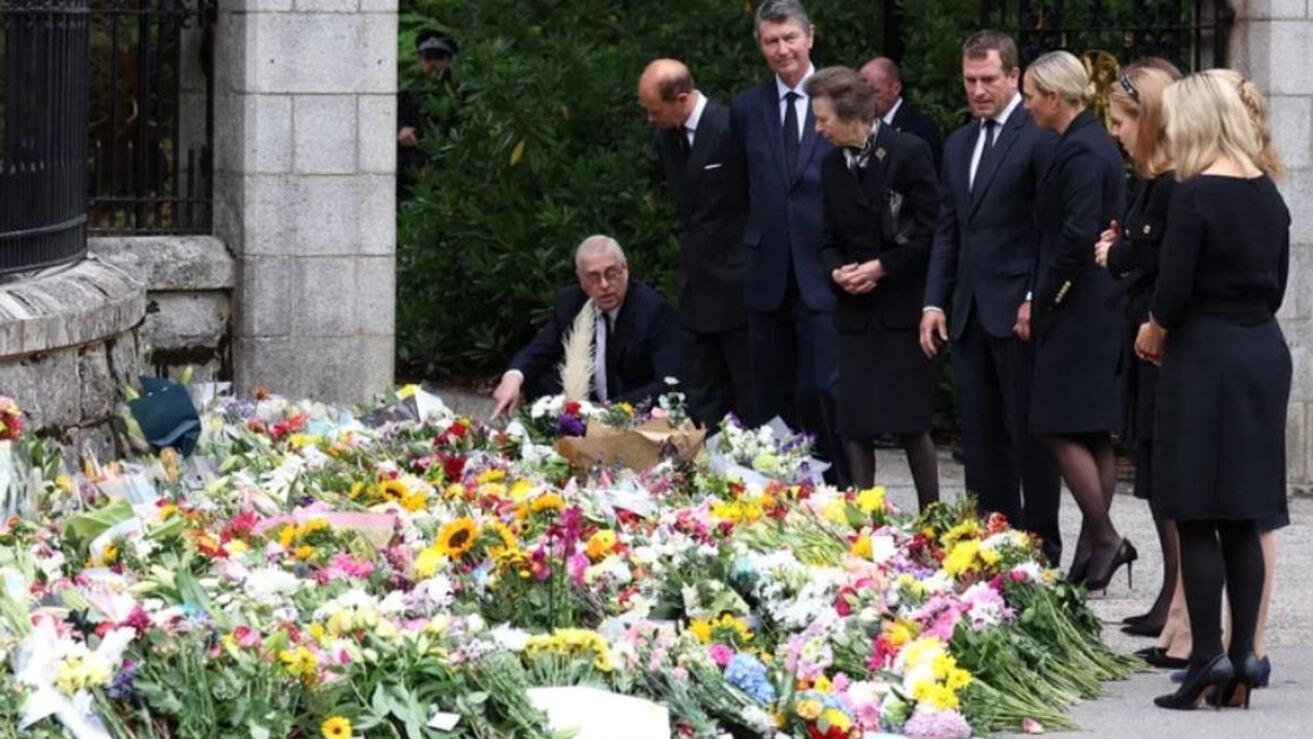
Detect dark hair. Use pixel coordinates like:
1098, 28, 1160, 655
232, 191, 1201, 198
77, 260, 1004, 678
655, 67, 695, 103
755, 0, 812, 36
804, 66, 876, 122
962, 30, 1018, 72
415, 30, 458, 57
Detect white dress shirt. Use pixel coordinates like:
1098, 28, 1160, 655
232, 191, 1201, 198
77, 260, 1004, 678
968, 92, 1023, 190
775, 66, 816, 139
882, 97, 904, 126
682, 91, 707, 147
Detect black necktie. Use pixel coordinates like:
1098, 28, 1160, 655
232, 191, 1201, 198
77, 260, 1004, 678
783, 91, 800, 175
983, 119, 998, 152
676, 127, 690, 156
603, 312, 616, 399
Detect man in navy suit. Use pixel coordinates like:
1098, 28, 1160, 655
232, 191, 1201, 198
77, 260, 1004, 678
638, 58, 752, 426
919, 31, 1063, 563
490, 235, 684, 416
731, 0, 848, 485
860, 57, 944, 170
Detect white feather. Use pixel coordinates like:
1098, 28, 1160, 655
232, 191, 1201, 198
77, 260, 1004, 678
559, 299, 598, 401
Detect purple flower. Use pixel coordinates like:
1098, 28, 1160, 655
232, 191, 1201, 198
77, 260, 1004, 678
555, 414, 586, 437
903, 707, 972, 738
106, 660, 140, 701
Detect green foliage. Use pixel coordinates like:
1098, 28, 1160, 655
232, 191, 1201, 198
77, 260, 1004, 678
397, 0, 882, 377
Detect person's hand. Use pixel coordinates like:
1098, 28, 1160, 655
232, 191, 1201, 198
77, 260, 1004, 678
1094, 220, 1118, 267
920, 309, 948, 358
846, 259, 885, 294
1013, 300, 1032, 342
832, 263, 867, 294
1134, 318, 1166, 366
398, 126, 419, 147
491, 373, 524, 418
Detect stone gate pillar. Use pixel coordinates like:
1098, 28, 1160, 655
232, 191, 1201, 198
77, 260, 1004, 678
1230, 1, 1313, 491
212, 0, 397, 404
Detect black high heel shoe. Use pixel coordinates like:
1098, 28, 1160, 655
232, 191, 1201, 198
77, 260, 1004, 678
1065, 554, 1091, 586
1120, 619, 1164, 638
1154, 654, 1233, 710
1214, 653, 1262, 709
1086, 539, 1138, 592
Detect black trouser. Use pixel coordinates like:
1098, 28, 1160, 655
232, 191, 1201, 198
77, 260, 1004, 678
950, 308, 1062, 561
747, 283, 850, 488
684, 326, 753, 428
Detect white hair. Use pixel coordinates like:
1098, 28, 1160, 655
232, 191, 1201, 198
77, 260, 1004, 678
574, 234, 626, 267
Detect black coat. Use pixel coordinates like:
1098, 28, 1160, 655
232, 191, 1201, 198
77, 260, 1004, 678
654, 97, 748, 334
507, 281, 684, 405
818, 125, 939, 435
819, 125, 939, 331
888, 101, 944, 172
1029, 110, 1126, 433
924, 104, 1056, 340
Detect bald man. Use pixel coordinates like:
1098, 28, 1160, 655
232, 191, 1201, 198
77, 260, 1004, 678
637, 59, 752, 426
860, 57, 943, 169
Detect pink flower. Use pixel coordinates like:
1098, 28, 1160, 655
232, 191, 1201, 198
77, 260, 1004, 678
567, 552, 589, 585
707, 643, 734, 667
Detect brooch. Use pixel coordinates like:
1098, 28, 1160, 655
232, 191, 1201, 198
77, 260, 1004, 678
874, 147, 886, 161
1142, 224, 1152, 235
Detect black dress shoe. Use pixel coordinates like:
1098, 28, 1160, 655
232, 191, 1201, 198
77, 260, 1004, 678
1136, 647, 1189, 669
1121, 620, 1164, 638
1155, 654, 1233, 710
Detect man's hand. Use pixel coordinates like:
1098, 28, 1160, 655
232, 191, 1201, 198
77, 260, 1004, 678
1013, 300, 1032, 342
1094, 219, 1118, 267
1134, 318, 1166, 366
398, 126, 419, 147
920, 309, 948, 358
491, 372, 524, 418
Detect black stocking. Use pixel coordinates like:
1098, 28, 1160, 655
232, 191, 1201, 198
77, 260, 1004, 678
1177, 520, 1226, 667
1217, 520, 1264, 660
1133, 517, 1178, 624
900, 432, 940, 511
846, 439, 875, 489
1043, 433, 1121, 573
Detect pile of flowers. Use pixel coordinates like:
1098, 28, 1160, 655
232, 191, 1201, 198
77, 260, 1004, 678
0, 391, 1137, 739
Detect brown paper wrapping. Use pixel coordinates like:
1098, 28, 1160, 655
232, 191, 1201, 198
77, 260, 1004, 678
554, 418, 706, 472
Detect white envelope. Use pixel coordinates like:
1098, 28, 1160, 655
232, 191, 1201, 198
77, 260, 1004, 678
526, 686, 669, 739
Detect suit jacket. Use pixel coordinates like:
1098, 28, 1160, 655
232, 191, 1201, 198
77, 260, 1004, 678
924, 104, 1056, 340
654, 96, 748, 334
731, 76, 835, 313
889, 101, 944, 171
818, 125, 939, 332
508, 281, 684, 404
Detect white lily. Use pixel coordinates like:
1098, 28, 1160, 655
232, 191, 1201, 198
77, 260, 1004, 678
12, 618, 136, 739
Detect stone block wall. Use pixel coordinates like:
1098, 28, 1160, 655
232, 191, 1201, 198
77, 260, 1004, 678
91, 236, 237, 382
213, 0, 397, 405
1231, 1, 1313, 491
0, 260, 146, 459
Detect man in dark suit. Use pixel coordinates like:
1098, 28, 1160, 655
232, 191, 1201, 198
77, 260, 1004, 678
730, 0, 848, 485
860, 57, 944, 171
919, 31, 1063, 563
490, 235, 684, 416
637, 59, 751, 426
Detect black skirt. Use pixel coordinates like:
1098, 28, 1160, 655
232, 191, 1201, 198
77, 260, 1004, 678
1029, 268, 1122, 433
838, 318, 933, 437
1152, 314, 1290, 527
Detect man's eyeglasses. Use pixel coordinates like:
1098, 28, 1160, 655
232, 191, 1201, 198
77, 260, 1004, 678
580, 264, 627, 285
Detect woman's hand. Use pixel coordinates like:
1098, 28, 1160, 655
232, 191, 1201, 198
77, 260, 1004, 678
1094, 219, 1118, 267
845, 260, 885, 294
1134, 316, 1167, 366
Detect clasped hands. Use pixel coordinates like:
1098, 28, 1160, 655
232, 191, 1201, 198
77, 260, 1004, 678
831, 259, 884, 295
1135, 316, 1167, 366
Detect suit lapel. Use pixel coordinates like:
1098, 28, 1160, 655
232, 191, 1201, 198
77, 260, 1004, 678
756, 82, 791, 190
853, 124, 892, 211
969, 110, 1025, 217
683, 101, 719, 179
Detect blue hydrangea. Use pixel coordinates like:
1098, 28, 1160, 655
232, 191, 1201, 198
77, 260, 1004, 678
724, 653, 776, 704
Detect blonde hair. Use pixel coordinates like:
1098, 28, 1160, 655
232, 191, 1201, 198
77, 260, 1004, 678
1162, 73, 1263, 181
1200, 68, 1285, 180
1027, 50, 1093, 107
1108, 60, 1181, 177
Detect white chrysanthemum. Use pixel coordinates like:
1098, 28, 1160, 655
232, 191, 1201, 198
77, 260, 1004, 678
241, 566, 302, 606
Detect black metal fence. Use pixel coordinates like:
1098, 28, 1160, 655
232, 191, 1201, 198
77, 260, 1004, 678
1, 0, 90, 274
87, 0, 213, 235
980, 0, 1233, 71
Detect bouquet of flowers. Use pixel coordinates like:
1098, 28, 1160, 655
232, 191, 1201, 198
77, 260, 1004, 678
706, 415, 829, 485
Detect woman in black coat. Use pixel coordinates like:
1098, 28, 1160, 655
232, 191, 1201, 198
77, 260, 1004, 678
1094, 60, 1182, 636
1022, 51, 1132, 590
804, 66, 940, 507
1136, 72, 1291, 711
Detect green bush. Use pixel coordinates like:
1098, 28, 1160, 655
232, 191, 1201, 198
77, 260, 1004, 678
397, 0, 883, 378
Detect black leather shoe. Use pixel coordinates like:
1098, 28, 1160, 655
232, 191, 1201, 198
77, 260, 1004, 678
1136, 647, 1189, 669
1121, 620, 1164, 638
1154, 654, 1233, 710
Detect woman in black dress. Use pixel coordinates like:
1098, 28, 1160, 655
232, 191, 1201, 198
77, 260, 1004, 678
1137, 72, 1291, 711
1094, 59, 1183, 637
1021, 51, 1133, 590
804, 66, 941, 507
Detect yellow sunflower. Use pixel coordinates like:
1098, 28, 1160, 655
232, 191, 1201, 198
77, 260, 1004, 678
377, 479, 409, 503
321, 716, 352, 739
436, 517, 478, 559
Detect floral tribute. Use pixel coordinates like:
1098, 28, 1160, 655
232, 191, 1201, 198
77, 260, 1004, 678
0, 391, 1136, 739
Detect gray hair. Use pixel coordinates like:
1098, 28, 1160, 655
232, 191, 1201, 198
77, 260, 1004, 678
574, 235, 627, 267
805, 66, 877, 122
755, 0, 811, 37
